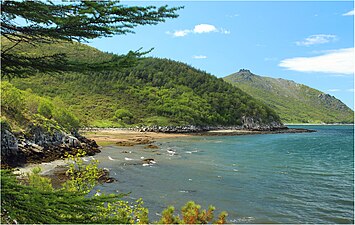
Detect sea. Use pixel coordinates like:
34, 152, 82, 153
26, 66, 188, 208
91, 125, 354, 224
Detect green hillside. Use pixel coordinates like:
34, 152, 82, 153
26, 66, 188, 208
1, 81, 79, 133
6, 41, 282, 128
224, 69, 354, 124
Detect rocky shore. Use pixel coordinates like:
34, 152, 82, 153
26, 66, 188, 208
1, 123, 100, 168
2, 122, 314, 169
83, 123, 313, 135
133, 125, 290, 133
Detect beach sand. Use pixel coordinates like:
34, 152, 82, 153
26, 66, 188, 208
81, 129, 190, 146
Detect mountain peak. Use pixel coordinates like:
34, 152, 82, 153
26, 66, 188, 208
233, 69, 257, 81
238, 69, 253, 74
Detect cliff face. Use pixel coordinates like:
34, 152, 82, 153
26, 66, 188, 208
224, 70, 354, 124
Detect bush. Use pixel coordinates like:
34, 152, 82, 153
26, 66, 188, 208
37, 99, 54, 119
113, 109, 134, 124
53, 109, 80, 131
157, 201, 228, 224
0, 81, 24, 114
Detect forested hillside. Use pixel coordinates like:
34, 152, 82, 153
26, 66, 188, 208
224, 69, 354, 124
7, 41, 283, 128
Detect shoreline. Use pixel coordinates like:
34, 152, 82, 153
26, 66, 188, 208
81, 127, 315, 146
13, 127, 315, 179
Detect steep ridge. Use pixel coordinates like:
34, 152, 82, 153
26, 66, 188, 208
224, 69, 354, 124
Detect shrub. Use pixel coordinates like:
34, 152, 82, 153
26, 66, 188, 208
113, 109, 134, 124
37, 99, 54, 119
157, 201, 228, 224
0, 81, 23, 114
53, 108, 80, 131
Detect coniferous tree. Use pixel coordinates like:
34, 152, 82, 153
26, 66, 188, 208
1, 0, 182, 78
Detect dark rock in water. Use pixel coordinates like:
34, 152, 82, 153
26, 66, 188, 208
116, 138, 154, 147
116, 141, 135, 147
142, 158, 155, 163
144, 144, 159, 149
98, 169, 117, 184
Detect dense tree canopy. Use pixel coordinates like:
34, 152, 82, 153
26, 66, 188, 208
9, 40, 282, 127
0, 0, 181, 78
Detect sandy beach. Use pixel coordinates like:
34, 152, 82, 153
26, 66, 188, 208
81, 127, 315, 146
80, 129, 190, 146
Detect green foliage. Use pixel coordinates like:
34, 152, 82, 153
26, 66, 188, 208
1, 81, 79, 132
159, 206, 181, 224
53, 108, 80, 131
1, 1, 181, 78
1, 81, 24, 114
98, 198, 149, 224
114, 109, 134, 124
37, 99, 54, 119
1, 170, 128, 224
10, 43, 282, 127
26, 167, 54, 192
224, 70, 354, 124
62, 151, 101, 194
157, 201, 228, 224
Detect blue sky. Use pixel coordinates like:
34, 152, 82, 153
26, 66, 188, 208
88, 1, 354, 109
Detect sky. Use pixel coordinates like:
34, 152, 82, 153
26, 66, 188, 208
88, 1, 354, 109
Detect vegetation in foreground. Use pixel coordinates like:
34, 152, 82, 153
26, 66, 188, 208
224, 70, 354, 124
1, 152, 228, 224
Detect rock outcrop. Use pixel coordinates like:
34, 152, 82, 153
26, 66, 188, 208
241, 116, 285, 131
134, 121, 286, 133
1, 124, 100, 168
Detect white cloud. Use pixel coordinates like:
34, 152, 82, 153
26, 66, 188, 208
172, 30, 190, 37
327, 89, 341, 92
347, 88, 355, 92
279, 48, 354, 75
193, 24, 217, 33
296, 34, 337, 46
167, 24, 230, 37
342, 9, 354, 16
193, 55, 207, 59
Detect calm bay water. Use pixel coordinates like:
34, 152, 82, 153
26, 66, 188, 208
92, 125, 354, 223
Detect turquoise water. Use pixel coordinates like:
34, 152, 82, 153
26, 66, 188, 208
92, 126, 354, 223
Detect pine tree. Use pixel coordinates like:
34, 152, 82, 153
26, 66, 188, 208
1, 0, 182, 78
